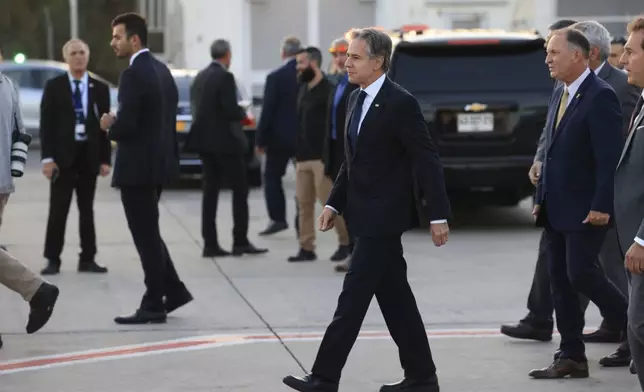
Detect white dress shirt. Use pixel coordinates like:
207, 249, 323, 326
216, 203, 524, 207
129, 48, 150, 66
325, 73, 446, 224
562, 67, 591, 107
594, 61, 606, 78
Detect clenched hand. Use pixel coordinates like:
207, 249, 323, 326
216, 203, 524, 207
318, 207, 337, 232
582, 210, 610, 226
430, 222, 449, 247
626, 242, 644, 275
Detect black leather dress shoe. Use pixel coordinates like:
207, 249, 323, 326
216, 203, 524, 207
114, 309, 167, 325
600, 347, 631, 367
631, 360, 637, 374
500, 321, 552, 342
232, 243, 269, 256
27, 282, 59, 334
529, 358, 589, 379
282, 374, 338, 392
78, 261, 108, 273
164, 290, 194, 314
41, 261, 60, 275
259, 221, 288, 236
329, 245, 350, 261
288, 249, 317, 262
583, 327, 622, 343
380, 375, 440, 391
202, 246, 231, 258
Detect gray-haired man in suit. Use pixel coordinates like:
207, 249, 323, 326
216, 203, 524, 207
616, 15, 644, 386
502, 21, 641, 366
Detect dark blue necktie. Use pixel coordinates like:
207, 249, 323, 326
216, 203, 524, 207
73, 80, 85, 139
348, 90, 367, 152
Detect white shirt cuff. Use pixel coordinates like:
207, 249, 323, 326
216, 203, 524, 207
325, 205, 338, 214
635, 237, 644, 247
42, 158, 54, 164
430, 219, 447, 224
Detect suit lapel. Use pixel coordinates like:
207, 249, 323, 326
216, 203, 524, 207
344, 91, 358, 162
87, 77, 95, 122
618, 103, 644, 167
549, 74, 593, 149
351, 78, 390, 160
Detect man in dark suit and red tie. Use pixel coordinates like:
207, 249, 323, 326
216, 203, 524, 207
101, 12, 193, 325
283, 27, 450, 392
39, 39, 112, 275
530, 28, 628, 379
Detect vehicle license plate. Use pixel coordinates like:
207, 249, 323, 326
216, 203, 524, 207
457, 113, 494, 132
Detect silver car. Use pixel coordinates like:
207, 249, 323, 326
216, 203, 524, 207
0, 60, 118, 143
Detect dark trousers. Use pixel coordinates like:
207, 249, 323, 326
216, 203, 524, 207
525, 228, 630, 330
200, 153, 249, 247
263, 149, 295, 224
546, 224, 628, 361
120, 185, 184, 312
311, 236, 435, 382
44, 142, 97, 264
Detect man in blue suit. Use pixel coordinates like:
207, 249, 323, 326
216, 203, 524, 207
530, 28, 629, 379
256, 36, 302, 236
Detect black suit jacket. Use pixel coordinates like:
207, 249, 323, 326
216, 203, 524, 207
327, 77, 451, 237
184, 61, 247, 155
255, 58, 299, 151
323, 76, 358, 177
108, 51, 179, 187
39, 74, 111, 173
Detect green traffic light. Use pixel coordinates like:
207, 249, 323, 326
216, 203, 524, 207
13, 53, 26, 64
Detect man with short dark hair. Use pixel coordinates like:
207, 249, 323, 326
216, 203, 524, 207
288, 46, 350, 263
283, 28, 450, 392
184, 39, 268, 257
529, 28, 628, 379
610, 36, 627, 69
102, 12, 193, 325
616, 15, 644, 384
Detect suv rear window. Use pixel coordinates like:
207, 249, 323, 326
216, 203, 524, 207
390, 40, 553, 94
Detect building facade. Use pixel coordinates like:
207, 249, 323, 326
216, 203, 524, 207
140, 0, 642, 97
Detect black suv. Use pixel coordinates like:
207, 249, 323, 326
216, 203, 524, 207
388, 30, 552, 207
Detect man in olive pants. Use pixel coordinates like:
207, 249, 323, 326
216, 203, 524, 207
0, 55, 60, 348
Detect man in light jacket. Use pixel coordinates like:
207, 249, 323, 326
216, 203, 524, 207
0, 47, 60, 349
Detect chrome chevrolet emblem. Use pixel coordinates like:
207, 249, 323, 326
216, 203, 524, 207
464, 103, 487, 112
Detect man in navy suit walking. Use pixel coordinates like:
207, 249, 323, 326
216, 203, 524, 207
530, 28, 628, 378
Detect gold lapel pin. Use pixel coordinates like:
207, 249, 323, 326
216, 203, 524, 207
374, 103, 380, 107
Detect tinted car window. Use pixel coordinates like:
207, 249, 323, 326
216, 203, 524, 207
3, 69, 37, 88
174, 76, 193, 103
174, 74, 245, 103
38, 68, 65, 86
390, 41, 553, 93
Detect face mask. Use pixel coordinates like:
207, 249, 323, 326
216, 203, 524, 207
298, 67, 315, 83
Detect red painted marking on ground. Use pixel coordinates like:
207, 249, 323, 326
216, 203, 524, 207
0, 339, 217, 371
0, 328, 598, 373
